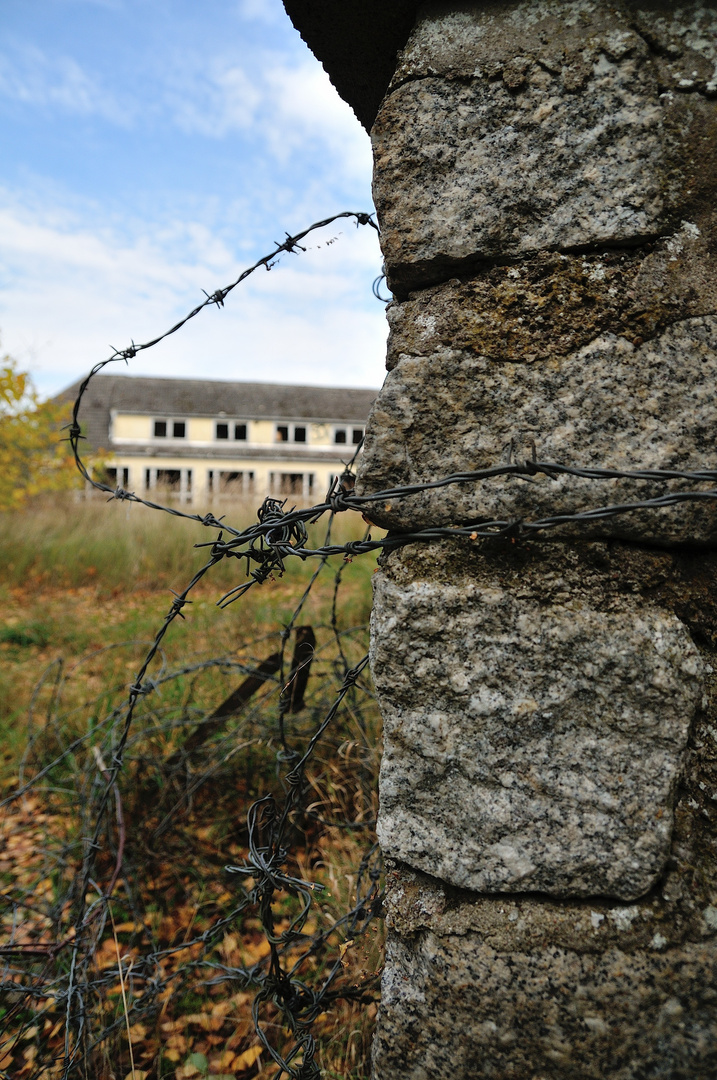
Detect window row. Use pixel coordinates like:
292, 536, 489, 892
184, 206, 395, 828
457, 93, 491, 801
275, 425, 364, 445
151, 418, 364, 445
103, 467, 318, 499
151, 418, 248, 441
153, 419, 186, 439
333, 426, 364, 446
207, 469, 254, 495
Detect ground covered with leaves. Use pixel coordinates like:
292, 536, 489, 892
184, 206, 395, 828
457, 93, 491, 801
0, 499, 384, 1080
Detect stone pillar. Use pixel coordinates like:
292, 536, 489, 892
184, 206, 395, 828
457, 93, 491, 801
355, 2, 717, 1077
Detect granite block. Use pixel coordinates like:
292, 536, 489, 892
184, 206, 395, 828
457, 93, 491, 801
370, 543, 705, 899
372, 865, 717, 1080
372, 1, 717, 291
627, 1, 717, 96
356, 313, 717, 545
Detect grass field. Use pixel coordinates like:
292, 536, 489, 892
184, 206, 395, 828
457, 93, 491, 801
0, 495, 383, 1079
0, 497, 377, 763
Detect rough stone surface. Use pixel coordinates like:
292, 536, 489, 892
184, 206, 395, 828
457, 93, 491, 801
372, 542, 717, 1076
628, 1, 717, 96
356, 312, 717, 544
383, 222, 717, 366
371, 542, 706, 899
373, 867, 717, 1080
283, 1, 717, 134
373, 1, 717, 292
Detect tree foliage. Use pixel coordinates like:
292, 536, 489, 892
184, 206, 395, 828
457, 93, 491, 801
0, 352, 80, 510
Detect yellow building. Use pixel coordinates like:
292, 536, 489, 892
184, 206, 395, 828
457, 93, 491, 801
57, 374, 377, 504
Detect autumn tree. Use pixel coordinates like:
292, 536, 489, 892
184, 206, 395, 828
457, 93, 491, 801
0, 351, 80, 509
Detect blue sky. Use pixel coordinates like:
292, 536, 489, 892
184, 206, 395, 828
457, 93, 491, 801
0, 0, 386, 397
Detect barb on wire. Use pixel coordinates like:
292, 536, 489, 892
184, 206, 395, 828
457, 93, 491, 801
186, 462, 717, 606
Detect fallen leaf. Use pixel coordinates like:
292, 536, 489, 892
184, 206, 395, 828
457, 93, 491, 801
234, 1044, 262, 1071
211, 1001, 232, 1018
183, 1051, 209, 1076
183, 1012, 224, 1031
167, 1033, 189, 1053
339, 939, 355, 966
209, 1050, 235, 1071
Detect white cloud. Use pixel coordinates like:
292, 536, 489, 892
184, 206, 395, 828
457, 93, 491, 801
168, 60, 262, 137
264, 62, 368, 172
0, 42, 130, 123
0, 25, 370, 185
0, 191, 387, 399
236, 0, 285, 25
162, 53, 369, 179
0, 1, 383, 400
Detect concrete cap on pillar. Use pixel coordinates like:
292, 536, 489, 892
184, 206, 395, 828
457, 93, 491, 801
282, 1, 423, 130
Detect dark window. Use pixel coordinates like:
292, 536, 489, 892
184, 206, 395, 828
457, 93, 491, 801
279, 473, 304, 495
216, 422, 229, 439
334, 428, 347, 444
218, 470, 246, 495
294, 426, 306, 443
173, 421, 186, 438
276, 425, 289, 442
154, 420, 167, 437
156, 469, 181, 491
234, 423, 247, 441
352, 427, 364, 445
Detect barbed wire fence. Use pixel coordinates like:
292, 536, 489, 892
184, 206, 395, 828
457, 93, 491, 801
0, 544, 381, 1079
1, 208, 717, 1080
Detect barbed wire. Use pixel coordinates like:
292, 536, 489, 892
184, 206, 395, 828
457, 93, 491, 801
1, 595, 380, 1079
65, 210, 379, 512
5, 207, 717, 1078
63, 210, 716, 564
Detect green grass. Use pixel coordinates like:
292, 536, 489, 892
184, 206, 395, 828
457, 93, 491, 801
0, 494, 377, 591
0, 621, 52, 647
0, 495, 378, 775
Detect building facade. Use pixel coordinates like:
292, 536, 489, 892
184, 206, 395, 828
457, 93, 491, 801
57, 374, 376, 504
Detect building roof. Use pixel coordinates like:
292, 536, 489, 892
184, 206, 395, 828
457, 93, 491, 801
55, 374, 377, 453
282, 1, 422, 130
